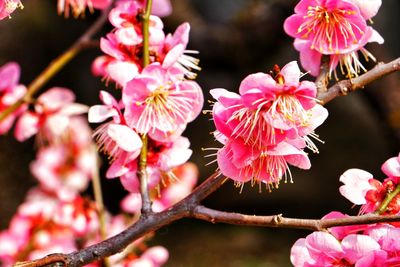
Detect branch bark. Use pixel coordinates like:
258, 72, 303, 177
192, 206, 400, 231
318, 57, 400, 105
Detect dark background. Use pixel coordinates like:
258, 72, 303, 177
0, 0, 399, 266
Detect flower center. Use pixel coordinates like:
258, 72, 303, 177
297, 5, 363, 53
269, 94, 311, 126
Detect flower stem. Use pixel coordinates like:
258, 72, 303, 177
375, 184, 400, 214
138, 0, 153, 214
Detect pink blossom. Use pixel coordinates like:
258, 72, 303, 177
211, 62, 327, 185
0, 62, 27, 135
57, 0, 112, 18
152, 162, 198, 212
14, 87, 88, 142
217, 139, 311, 185
290, 231, 385, 267
89, 90, 142, 163
284, 0, 384, 78
381, 153, 400, 182
339, 168, 375, 205
109, 1, 165, 46
338, 154, 400, 216
158, 22, 201, 79
0, 0, 23, 20
113, 136, 193, 193
30, 144, 93, 201
123, 63, 203, 141
211, 62, 327, 151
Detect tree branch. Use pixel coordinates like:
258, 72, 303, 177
318, 57, 400, 105
191, 205, 400, 231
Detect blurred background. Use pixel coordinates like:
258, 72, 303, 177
0, 0, 399, 266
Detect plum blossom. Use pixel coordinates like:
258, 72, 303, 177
14, 87, 88, 143
211, 62, 327, 186
123, 63, 203, 141
290, 231, 387, 267
0, 62, 27, 134
0, 0, 23, 19
30, 117, 97, 201
339, 154, 400, 215
122, 162, 198, 213
89, 90, 142, 163
284, 0, 384, 78
109, 135, 193, 193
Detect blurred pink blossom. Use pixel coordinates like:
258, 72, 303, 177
0, 62, 27, 134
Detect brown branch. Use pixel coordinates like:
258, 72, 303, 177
192, 206, 400, 231
318, 57, 400, 105
16, 172, 225, 267
0, 4, 112, 123
315, 56, 330, 94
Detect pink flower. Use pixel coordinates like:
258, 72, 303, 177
57, 0, 112, 18
217, 139, 311, 185
381, 153, 400, 182
0, 62, 27, 135
123, 63, 203, 141
211, 62, 327, 185
339, 154, 400, 216
211, 62, 327, 151
152, 162, 198, 212
284, 0, 384, 77
157, 22, 201, 79
89, 90, 142, 163
0, 0, 23, 20
113, 135, 193, 193
30, 144, 94, 201
291, 231, 386, 267
109, 1, 165, 46
14, 87, 88, 142
339, 168, 375, 205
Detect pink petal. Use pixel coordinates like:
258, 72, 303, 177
381, 154, 400, 178
339, 169, 374, 205
290, 238, 312, 267
280, 61, 301, 85
294, 39, 322, 77
107, 124, 142, 153
0, 62, 20, 91
37, 87, 75, 112
341, 234, 381, 263
151, 0, 172, 17
14, 111, 39, 141
306, 231, 344, 260
351, 0, 382, 20
239, 72, 277, 96
107, 61, 139, 87
88, 105, 118, 123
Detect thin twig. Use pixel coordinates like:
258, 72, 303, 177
0, 5, 112, 123
318, 57, 400, 105
376, 183, 400, 215
137, 0, 153, 214
191, 206, 400, 231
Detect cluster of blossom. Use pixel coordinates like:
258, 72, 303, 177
89, 0, 203, 196
291, 153, 400, 266
0, 59, 191, 266
284, 0, 384, 79
211, 61, 328, 188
